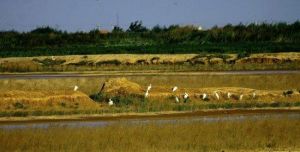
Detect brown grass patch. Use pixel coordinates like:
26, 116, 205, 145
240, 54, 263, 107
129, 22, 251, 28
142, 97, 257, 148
0, 90, 98, 110
100, 78, 300, 102
101, 77, 144, 96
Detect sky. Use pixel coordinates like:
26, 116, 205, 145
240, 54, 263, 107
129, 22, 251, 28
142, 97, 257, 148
0, 0, 299, 32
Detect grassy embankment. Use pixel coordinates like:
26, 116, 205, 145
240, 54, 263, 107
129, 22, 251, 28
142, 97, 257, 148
0, 119, 299, 151
1, 72, 299, 95
1, 53, 300, 72
0, 75, 300, 117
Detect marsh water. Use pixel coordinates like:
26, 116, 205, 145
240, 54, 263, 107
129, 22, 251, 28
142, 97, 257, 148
1, 112, 300, 130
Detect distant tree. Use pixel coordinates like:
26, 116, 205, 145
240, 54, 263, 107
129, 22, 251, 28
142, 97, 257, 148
112, 26, 123, 33
127, 21, 148, 32
166, 25, 180, 31
152, 25, 164, 33
167, 25, 197, 43
30, 26, 61, 34
89, 29, 100, 34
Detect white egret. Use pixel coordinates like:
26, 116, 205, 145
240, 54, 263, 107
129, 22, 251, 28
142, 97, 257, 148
172, 86, 178, 92
183, 92, 189, 103
73, 85, 79, 91
202, 93, 207, 100
227, 92, 232, 99
108, 98, 114, 106
253, 92, 256, 99
184, 92, 189, 99
147, 84, 152, 91
144, 90, 149, 98
175, 96, 179, 103
214, 91, 220, 100
239, 94, 243, 101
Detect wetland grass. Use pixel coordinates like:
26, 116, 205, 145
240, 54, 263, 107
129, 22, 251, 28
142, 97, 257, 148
1, 73, 300, 95
0, 119, 299, 151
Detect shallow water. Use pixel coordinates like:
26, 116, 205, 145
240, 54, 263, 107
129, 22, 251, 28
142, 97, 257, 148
1, 112, 299, 130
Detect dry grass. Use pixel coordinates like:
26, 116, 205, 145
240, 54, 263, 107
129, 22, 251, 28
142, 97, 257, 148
0, 119, 299, 151
1, 73, 299, 95
1, 52, 300, 72
101, 77, 144, 96
148, 86, 300, 102
0, 54, 198, 65
250, 52, 300, 60
0, 74, 299, 117
98, 78, 300, 102
0, 90, 98, 111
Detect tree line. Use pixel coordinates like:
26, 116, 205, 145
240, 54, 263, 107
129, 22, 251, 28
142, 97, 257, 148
0, 21, 299, 57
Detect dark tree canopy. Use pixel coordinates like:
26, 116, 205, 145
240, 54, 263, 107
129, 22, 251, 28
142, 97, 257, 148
0, 21, 299, 57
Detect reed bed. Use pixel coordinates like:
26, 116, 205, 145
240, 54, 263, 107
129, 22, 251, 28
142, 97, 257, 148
0, 119, 299, 151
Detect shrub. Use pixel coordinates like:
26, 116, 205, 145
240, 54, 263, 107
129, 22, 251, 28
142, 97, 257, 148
12, 111, 29, 117
270, 102, 280, 107
13, 102, 24, 109
294, 102, 300, 107
89, 93, 107, 102
237, 51, 250, 59
223, 103, 233, 109
112, 96, 138, 107
207, 104, 218, 109
60, 102, 66, 107
68, 61, 93, 66
96, 60, 122, 66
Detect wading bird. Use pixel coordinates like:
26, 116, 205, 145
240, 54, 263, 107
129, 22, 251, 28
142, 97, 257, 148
74, 85, 79, 91
184, 92, 189, 99
252, 92, 256, 99
175, 96, 179, 103
183, 92, 189, 103
172, 86, 178, 92
202, 93, 207, 100
144, 90, 149, 98
147, 84, 152, 91
239, 94, 243, 101
227, 92, 232, 99
108, 98, 114, 106
214, 91, 220, 100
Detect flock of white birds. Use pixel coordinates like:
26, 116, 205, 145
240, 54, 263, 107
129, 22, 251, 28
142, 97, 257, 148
72, 84, 288, 106
142, 84, 259, 103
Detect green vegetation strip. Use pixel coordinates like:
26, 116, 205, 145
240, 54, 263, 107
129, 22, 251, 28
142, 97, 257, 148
1, 21, 300, 57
